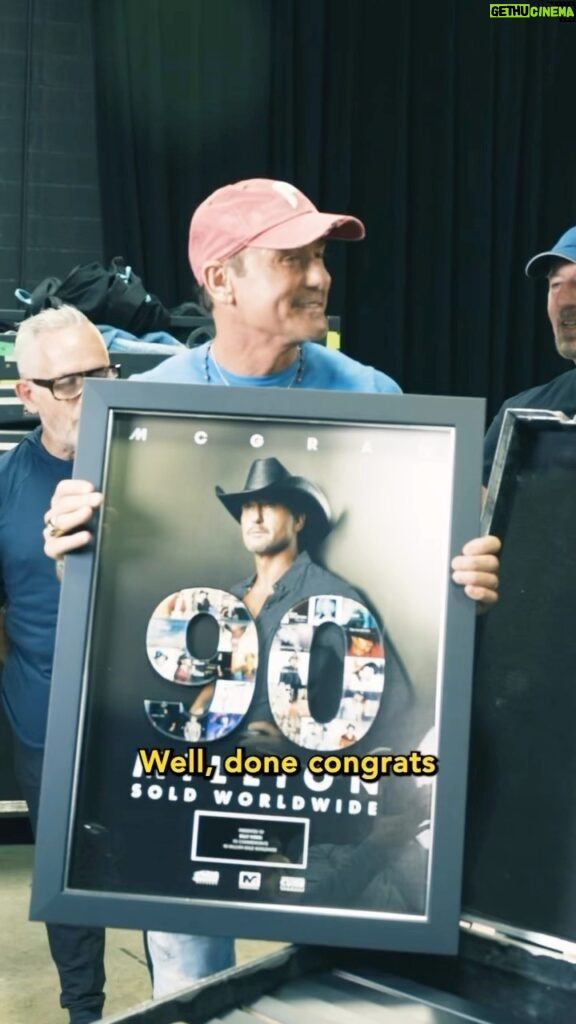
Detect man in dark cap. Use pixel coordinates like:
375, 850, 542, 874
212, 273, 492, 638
484, 226, 576, 480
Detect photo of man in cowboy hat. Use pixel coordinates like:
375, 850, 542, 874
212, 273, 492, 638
215, 455, 338, 612
215, 455, 397, 742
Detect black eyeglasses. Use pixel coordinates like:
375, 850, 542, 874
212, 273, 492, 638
30, 364, 121, 401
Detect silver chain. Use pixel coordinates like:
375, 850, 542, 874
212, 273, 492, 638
204, 343, 305, 387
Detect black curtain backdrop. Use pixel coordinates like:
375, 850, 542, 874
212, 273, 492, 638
91, 0, 576, 418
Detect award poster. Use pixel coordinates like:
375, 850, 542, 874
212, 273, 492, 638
32, 383, 483, 953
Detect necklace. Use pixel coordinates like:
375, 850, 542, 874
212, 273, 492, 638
204, 343, 305, 387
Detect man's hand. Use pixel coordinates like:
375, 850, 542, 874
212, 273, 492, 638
451, 534, 501, 605
43, 479, 103, 559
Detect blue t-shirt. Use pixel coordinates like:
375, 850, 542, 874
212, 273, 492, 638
0, 429, 73, 747
131, 340, 402, 393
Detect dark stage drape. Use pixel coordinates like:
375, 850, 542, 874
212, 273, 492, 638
91, 0, 576, 418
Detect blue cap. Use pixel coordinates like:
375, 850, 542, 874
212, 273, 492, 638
525, 226, 576, 277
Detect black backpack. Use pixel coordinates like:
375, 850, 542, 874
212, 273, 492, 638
16, 258, 171, 336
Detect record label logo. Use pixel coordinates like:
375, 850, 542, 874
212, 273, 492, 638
280, 875, 306, 893
192, 869, 219, 885
239, 871, 261, 891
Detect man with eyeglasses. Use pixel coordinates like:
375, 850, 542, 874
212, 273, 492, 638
0, 305, 117, 1024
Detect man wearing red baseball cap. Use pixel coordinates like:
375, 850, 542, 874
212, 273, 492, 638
130, 177, 402, 391
43, 177, 501, 996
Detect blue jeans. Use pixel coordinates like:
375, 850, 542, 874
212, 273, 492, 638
146, 931, 235, 997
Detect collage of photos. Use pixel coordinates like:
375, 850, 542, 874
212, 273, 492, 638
268, 596, 385, 751
144, 586, 258, 742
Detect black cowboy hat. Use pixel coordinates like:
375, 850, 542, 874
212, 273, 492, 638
215, 457, 332, 542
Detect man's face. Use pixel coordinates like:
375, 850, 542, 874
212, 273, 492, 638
16, 321, 109, 459
229, 241, 331, 344
349, 634, 375, 657
240, 501, 304, 557
547, 260, 576, 361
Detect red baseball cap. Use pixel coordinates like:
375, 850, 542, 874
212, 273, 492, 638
188, 178, 365, 284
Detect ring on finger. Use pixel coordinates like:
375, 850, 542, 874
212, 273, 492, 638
46, 517, 63, 538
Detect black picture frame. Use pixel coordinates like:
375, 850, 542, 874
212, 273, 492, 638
31, 381, 485, 955
463, 408, 576, 950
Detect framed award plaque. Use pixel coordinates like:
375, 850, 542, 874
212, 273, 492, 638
31, 381, 484, 954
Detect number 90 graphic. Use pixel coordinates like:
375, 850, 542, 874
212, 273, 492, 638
145, 587, 385, 751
